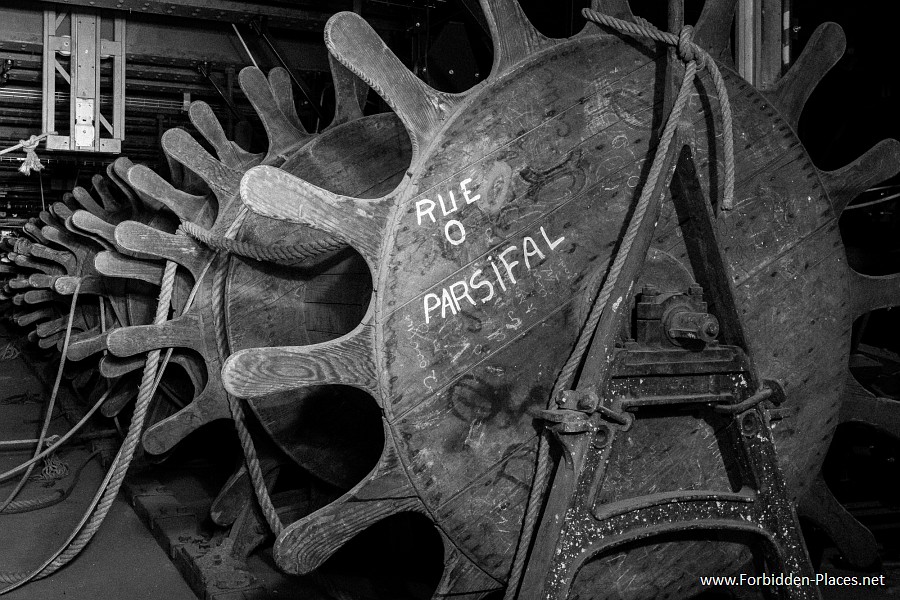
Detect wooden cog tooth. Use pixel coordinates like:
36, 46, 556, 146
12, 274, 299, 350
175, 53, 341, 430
110, 158, 147, 212
29, 244, 76, 273
34, 315, 69, 337
55, 275, 104, 296
51, 201, 74, 221
99, 354, 144, 379
161, 128, 242, 199
274, 434, 423, 575
762, 22, 845, 130
15, 307, 53, 327
27, 273, 56, 289
798, 473, 879, 569
189, 100, 262, 170
325, 11, 463, 156
39, 331, 65, 350
92, 175, 123, 214
95, 251, 164, 285
8, 277, 32, 289
222, 322, 377, 400
327, 53, 367, 129
115, 221, 212, 279
71, 210, 117, 249
15, 255, 64, 276
67, 331, 109, 361
694, 0, 737, 65
238, 67, 312, 163
24, 223, 48, 244
71, 187, 109, 219
101, 378, 137, 418
849, 269, 900, 318
841, 370, 900, 436
478, 0, 555, 77
106, 313, 203, 357
127, 164, 216, 229
240, 165, 388, 264
23, 289, 55, 304
268, 67, 305, 133
142, 385, 230, 455
820, 139, 900, 214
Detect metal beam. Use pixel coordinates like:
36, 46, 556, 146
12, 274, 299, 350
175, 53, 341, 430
0, 6, 330, 71
25, 0, 407, 32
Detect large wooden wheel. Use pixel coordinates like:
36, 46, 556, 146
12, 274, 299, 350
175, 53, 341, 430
222, 1, 900, 598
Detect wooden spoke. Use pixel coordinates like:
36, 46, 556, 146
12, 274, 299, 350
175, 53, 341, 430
478, 0, 554, 77
188, 100, 261, 170
161, 128, 242, 198
325, 11, 464, 155
71, 187, 109, 219
327, 53, 367, 129
15, 307, 53, 327
222, 322, 378, 399
24, 222, 48, 244
107, 313, 203, 356
694, 0, 737, 64
763, 22, 845, 129
798, 473, 879, 570
115, 221, 212, 279
95, 251, 164, 285
127, 164, 216, 229
268, 67, 305, 133
70, 210, 117, 248
99, 354, 145, 379
241, 165, 388, 264
27, 274, 57, 289
142, 385, 231, 455
274, 435, 422, 574
820, 139, 900, 214
239, 67, 311, 163
28, 244, 76, 273
66, 330, 109, 361
23, 289, 55, 304
850, 269, 900, 318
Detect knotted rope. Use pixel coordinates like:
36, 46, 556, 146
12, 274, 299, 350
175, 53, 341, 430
0, 133, 53, 176
503, 13, 737, 599
181, 205, 346, 264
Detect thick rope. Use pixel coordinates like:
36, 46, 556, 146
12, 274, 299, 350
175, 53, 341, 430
0, 261, 177, 592
211, 214, 284, 535
0, 280, 81, 513
503, 12, 733, 598
584, 10, 735, 211
0, 451, 99, 516
180, 206, 346, 264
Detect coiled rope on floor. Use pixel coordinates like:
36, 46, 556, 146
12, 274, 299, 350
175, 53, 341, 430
502, 12, 736, 599
181, 205, 346, 264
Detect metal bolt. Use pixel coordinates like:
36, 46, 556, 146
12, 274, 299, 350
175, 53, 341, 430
741, 412, 759, 437
592, 424, 610, 449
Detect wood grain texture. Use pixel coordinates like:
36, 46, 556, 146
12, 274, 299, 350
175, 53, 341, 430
268, 68, 305, 133
161, 128, 243, 199
188, 100, 262, 171
274, 433, 423, 574
71, 186, 109, 220
107, 313, 203, 356
95, 251, 164, 285
239, 67, 312, 164
127, 164, 216, 229
114, 221, 212, 279
222, 323, 378, 399
240, 165, 390, 264
325, 11, 463, 154
142, 383, 232, 455
480, 0, 555, 77
327, 53, 367, 129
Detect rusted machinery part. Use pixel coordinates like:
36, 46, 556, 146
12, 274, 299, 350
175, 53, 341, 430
218, 0, 900, 597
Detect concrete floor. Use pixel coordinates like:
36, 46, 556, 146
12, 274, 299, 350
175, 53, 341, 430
0, 331, 197, 600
